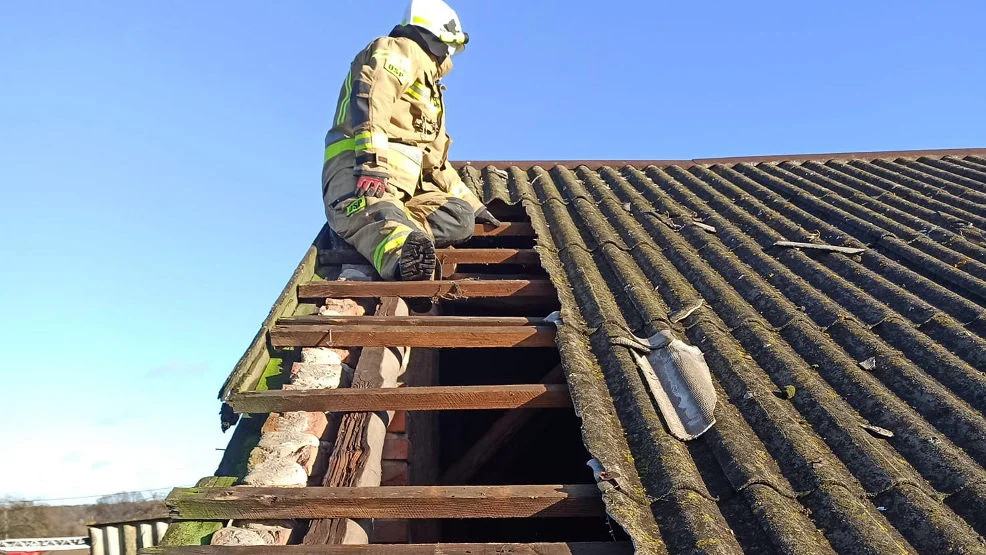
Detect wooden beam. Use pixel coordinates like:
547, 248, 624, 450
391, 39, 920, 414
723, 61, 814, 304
143, 542, 632, 554
473, 222, 534, 237
142, 542, 634, 554
298, 279, 555, 300
228, 385, 573, 414
167, 485, 603, 520
278, 315, 549, 327
319, 248, 539, 266
403, 347, 440, 543
435, 248, 540, 265
269, 324, 556, 348
442, 365, 565, 485
157, 476, 237, 547
303, 297, 408, 546
446, 273, 545, 281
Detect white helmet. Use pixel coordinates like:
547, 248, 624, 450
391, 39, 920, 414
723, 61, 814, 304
403, 0, 469, 55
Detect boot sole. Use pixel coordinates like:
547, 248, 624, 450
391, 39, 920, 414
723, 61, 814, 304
399, 231, 437, 281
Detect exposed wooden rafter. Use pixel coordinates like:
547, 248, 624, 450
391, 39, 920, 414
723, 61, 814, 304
270, 323, 556, 348
318, 248, 540, 266
144, 542, 633, 554
167, 485, 604, 520
298, 279, 554, 300
227, 384, 573, 414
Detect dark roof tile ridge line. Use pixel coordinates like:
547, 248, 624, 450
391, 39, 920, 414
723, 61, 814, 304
454, 147, 986, 170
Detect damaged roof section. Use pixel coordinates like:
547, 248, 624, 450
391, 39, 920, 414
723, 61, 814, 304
460, 152, 986, 553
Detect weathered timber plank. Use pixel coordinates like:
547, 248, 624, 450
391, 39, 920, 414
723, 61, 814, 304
447, 272, 545, 281
304, 297, 407, 545
435, 248, 540, 265
442, 365, 565, 485
157, 477, 237, 546
269, 324, 556, 348
142, 542, 633, 554
167, 485, 603, 520
228, 384, 573, 413
298, 279, 555, 300
404, 347, 440, 543
319, 248, 539, 266
278, 315, 548, 327
473, 222, 534, 237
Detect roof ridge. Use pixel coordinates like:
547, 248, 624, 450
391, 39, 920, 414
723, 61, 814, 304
456, 147, 986, 170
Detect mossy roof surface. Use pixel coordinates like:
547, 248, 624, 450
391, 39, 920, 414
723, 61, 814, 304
460, 151, 986, 554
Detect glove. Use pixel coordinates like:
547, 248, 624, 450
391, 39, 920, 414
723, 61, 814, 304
355, 174, 387, 198
475, 206, 502, 227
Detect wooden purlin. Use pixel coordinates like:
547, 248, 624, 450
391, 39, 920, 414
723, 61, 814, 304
472, 222, 534, 237
270, 323, 557, 348
167, 485, 605, 520
304, 296, 407, 545
298, 279, 555, 300
318, 247, 540, 266
169, 212, 613, 549
278, 315, 550, 326
227, 384, 573, 413
143, 541, 634, 554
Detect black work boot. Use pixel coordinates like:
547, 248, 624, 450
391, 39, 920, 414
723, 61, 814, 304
398, 231, 436, 281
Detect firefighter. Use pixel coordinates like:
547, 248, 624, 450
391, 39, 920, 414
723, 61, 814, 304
321, 0, 500, 281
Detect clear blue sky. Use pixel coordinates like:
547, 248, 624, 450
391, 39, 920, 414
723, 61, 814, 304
0, 0, 983, 502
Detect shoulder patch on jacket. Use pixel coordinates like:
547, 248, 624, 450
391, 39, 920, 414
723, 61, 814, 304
377, 52, 411, 85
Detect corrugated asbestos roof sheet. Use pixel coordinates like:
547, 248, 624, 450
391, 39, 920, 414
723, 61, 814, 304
460, 152, 986, 554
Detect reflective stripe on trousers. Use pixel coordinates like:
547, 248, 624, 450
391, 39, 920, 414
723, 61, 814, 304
372, 224, 414, 274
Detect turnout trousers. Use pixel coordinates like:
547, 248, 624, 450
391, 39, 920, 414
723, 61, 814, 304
322, 150, 474, 280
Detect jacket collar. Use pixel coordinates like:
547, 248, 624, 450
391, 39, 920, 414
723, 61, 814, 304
388, 25, 452, 78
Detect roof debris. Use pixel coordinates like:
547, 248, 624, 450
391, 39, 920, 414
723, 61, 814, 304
669, 299, 704, 323
773, 240, 866, 255
691, 220, 717, 233
859, 357, 877, 371
774, 385, 797, 400
860, 424, 895, 439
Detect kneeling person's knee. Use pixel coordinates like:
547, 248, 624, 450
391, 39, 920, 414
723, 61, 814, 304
428, 197, 474, 247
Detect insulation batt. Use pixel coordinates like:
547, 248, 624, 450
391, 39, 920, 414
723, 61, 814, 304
302, 347, 343, 365
210, 527, 268, 546
242, 458, 308, 487
319, 298, 365, 317
286, 362, 344, 390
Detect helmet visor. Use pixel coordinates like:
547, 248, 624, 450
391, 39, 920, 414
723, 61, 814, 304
448, 31, 468, 55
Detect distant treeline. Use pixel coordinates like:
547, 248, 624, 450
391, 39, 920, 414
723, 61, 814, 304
1, 493, 167, 538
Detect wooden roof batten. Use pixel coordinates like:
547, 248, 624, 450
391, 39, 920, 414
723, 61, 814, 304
158, 207, 634, 552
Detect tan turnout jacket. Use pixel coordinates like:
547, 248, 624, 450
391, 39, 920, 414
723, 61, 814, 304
324, 35, 482, 210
